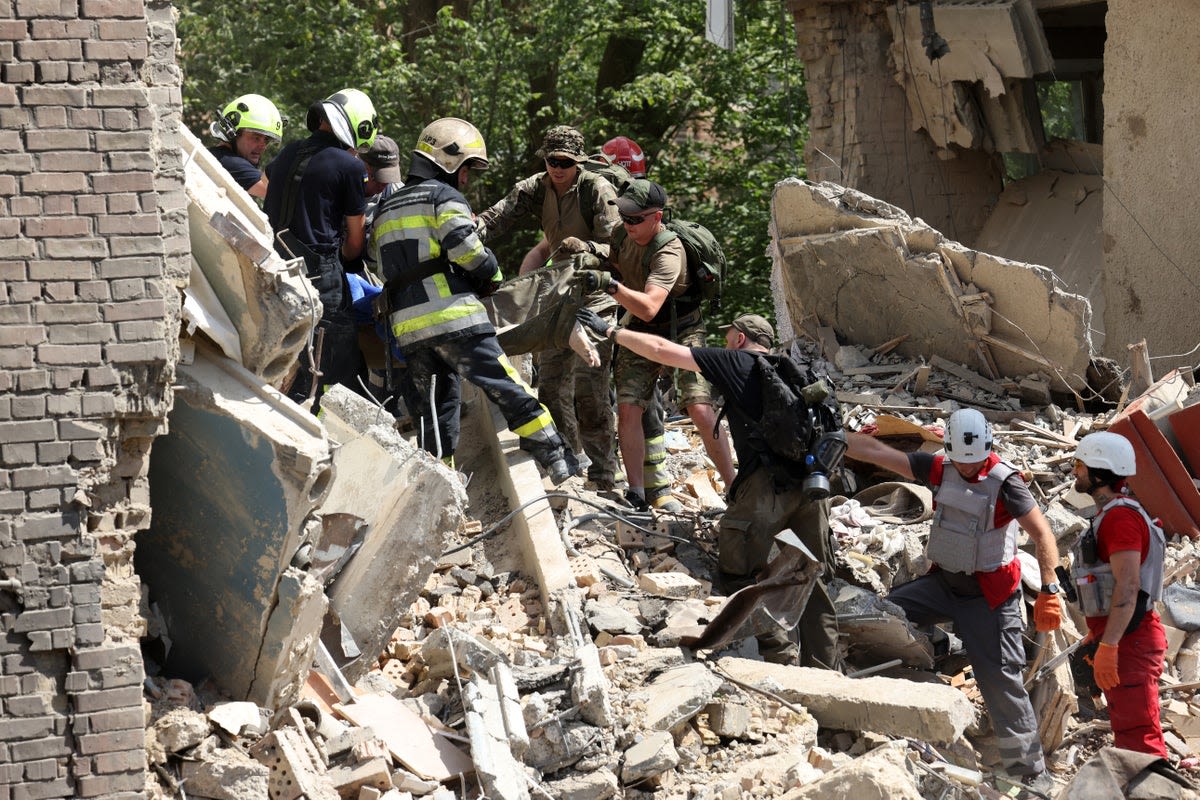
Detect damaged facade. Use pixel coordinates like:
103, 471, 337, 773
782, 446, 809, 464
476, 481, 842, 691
4, 1, 1200, 799
786, 0, 1200, 368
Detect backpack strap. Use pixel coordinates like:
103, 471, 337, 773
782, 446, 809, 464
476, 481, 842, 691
278, 139, 325, 244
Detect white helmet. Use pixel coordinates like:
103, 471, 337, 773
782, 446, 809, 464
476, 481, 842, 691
413, 117, 489, 174
943, 408, 992, 462
1075, 431, 1136, 476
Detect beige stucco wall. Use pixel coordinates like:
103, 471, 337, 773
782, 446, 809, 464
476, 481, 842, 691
1102, 1, 1200, 366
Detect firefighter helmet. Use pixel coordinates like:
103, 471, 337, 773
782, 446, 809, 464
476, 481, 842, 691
213, 94, 283, 142
306, 88, 379, 152
413, 118, 489, 173
601, 135, 646, 177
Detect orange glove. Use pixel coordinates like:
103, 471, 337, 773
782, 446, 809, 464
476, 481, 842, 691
1033, 592, 1062, 632
1093, 641, 1120, 691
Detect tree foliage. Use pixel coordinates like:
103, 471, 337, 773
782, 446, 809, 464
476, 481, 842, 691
176, 0, 808, 325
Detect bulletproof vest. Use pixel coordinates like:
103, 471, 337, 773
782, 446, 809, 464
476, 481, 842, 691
926, 459, 1019, 574
1070, 496, 1166, 617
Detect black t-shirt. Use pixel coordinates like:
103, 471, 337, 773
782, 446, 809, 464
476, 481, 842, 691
263, 131, 367, 256
208, 145, 261, 191
691, 347, 764, 462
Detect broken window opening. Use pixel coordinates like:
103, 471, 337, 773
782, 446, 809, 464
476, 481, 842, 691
1037, 80, 1088, 142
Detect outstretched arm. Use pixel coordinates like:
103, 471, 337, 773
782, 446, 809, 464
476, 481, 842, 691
576, 308, 698, 372
845, 432, 916, 480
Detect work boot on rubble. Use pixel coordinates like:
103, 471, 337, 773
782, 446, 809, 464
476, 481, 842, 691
564, 449, 591, 479
994, 769, 1054, 799
520, 437, 571, 486
646, 486, 684, 513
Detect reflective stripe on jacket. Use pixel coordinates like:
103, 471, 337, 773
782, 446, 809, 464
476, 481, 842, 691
926, 460, 1020, 574
373, 178, 500, 350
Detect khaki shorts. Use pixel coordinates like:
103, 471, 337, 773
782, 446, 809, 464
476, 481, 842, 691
614, 322, 714, 408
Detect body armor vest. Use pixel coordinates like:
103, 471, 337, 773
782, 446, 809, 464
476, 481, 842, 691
1070, 496, 1165, 618
926, 460, 1019, 574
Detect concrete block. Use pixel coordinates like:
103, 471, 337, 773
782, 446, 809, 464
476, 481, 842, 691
636, 571, 703, 600
463, 675, 530, 800
179, 748, 270, 800
248, 727, 341, 800
179, 123, 316, 384
139, 342, 333, 708
716, 656, 976, 743
629, 663, 724, 732
620, 731, 678, 785
318, 387, 466, 683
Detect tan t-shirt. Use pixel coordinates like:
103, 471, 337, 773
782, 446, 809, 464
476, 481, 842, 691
614, 234, 688, 297
540, 172, 619, 253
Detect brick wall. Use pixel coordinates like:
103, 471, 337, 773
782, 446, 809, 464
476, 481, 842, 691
0, 0, 186, 796
786, 0, 1002, 244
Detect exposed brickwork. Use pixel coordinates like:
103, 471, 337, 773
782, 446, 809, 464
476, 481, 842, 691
786, 0, 1001, 242
0, 0, 185, 796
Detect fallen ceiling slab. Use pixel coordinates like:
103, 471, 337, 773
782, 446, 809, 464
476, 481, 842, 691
770, 179, 1094, 396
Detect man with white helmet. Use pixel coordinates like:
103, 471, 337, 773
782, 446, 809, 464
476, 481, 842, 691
371, 118, 570, 483
847, 408, 1061, 796
1069, 431, 1167, 757
264, 88, 378, 410
208, 93, 284, 198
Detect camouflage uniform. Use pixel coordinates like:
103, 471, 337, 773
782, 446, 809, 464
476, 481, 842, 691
477, 126, 622, 483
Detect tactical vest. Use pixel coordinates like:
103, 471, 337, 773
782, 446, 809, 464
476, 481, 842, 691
926, 460, 1019, 574
1070, 496, 1166, 618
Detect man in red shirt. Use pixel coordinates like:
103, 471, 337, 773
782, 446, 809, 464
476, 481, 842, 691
846, 409, 1061, 794
1069, 431, 1167, 757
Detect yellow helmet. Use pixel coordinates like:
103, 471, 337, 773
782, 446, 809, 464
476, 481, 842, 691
213, 93, 283, 142
413, 117, 489, 174
307, 88, 379, 152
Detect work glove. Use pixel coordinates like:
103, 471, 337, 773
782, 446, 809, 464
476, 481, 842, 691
575, 307, 613, 339
1033, 592, 1062, 633
578, 269, 614, 294
558, 236, 591, 255
1091, 641, 1120, 691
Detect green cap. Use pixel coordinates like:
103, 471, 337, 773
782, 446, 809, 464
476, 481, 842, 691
609, 179, 667, 214
721, 313, 775, 347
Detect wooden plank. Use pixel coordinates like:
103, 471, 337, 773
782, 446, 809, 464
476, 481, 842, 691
872, 333, 910, 356
334, 693, 474, 781
930, 355, 1008, 397
1013, 419, 1077, 447
841, 363, 916, 376
817, 326, 840, 361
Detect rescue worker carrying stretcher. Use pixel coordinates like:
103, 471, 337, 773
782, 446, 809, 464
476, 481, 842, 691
370, 118, 571, 483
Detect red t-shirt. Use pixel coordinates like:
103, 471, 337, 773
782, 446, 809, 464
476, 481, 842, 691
913, 452, 1033, 609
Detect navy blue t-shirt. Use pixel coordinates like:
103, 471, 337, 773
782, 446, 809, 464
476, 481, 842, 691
208, 145, 261, 191
263, 131, 367, 256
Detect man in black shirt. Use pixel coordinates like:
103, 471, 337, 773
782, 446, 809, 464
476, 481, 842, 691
577, 308, 840, 669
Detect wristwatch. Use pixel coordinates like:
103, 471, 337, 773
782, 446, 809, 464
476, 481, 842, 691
1041, 582, 1060, 595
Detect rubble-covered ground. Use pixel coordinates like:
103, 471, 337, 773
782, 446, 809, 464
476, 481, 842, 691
142, 339, 1200, 800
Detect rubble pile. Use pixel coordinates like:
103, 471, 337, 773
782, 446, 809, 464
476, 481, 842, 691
138, 334, 1200, 799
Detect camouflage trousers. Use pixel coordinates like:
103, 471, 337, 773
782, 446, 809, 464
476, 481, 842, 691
535, 340, 619, 482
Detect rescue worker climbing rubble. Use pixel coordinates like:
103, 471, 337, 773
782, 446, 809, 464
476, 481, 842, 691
578, 179, 736, 510
371, 117, 570, 483
265, 88, 376, 411
1069, 431, 1168, 758
845, 409, 1060, 795
475, 125, 622, 484
208, 93, 283, 199
577, 308, 841, 666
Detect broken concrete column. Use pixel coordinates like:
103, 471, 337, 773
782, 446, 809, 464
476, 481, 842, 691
180, 123, 317, 385
318, 387, 467, 681
715, 657, 976, 743
464, 674, 531, 800
140, 342, 334, 710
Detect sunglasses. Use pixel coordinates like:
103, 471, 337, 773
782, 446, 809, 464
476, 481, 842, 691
545, 156, 578, 169
620, 212, 654, 225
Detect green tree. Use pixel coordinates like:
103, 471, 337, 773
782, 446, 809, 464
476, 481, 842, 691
176, 0, 808, 326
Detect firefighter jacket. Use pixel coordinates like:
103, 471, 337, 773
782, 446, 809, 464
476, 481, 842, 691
1070, 496, 1166, 618
926, 459, 1021, 574
372, 178, 502, 351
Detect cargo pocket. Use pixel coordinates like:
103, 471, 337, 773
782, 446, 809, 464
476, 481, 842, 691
717, 516, 753, 579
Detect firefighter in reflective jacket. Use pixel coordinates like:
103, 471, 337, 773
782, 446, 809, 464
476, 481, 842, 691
371, 118, 570, 483
846, 409, 1060, 793
1069, 431, 1167, 757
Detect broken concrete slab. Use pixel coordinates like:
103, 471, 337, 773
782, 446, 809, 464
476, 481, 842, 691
791, 741, 924, 800
180, 123, 317, 385
318, 386, 467, 681
715, 657, 975, 743
771, 180, 1093, 395
140, 340, 334, 709
179, 747, 271, 800
464, 674, 531, 800
621, 731, 679, 785
629, 662, 724, 733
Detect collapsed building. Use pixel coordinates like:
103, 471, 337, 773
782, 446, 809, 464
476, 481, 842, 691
3, 1, 1200, 799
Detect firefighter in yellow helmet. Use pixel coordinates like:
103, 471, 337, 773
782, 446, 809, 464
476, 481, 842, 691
370, 118, 570, 481
208, 93, 284, 198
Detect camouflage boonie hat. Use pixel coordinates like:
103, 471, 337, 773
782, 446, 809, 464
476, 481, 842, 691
536, 125, 587, 162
